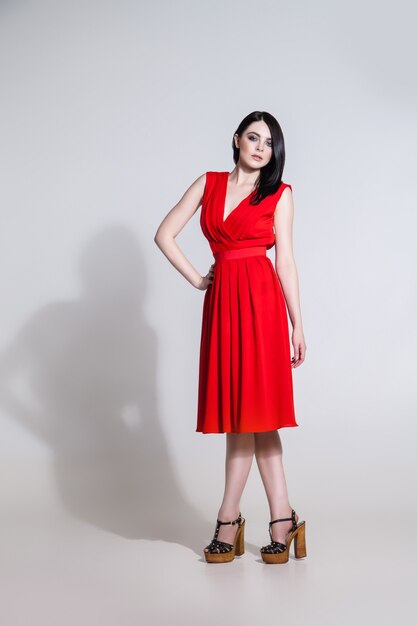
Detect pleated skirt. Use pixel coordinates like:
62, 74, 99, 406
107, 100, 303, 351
196, 246, 298, 433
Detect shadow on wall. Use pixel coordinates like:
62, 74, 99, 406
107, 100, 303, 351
0, 225, 209, 554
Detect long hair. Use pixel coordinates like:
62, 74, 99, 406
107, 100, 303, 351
231, 111, 286, 205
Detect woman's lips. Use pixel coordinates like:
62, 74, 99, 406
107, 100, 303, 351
252, 155, 262, 161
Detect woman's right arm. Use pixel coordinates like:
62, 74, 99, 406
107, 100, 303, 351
154, 172, 213, 290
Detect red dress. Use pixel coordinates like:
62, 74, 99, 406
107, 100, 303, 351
196, 171, 299, 434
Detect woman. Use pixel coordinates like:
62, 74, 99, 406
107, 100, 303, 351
154, 111, 307, 564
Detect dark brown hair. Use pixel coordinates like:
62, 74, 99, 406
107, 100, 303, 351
232, 111, 286, 204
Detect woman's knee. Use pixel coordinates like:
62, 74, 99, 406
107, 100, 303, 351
227, 432, 255, 451
254, 430, 282, 453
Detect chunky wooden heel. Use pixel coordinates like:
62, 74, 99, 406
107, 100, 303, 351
204, 512, 245, 563
293, 520, 307, 558
260, 509, 307, 564
235, 520, 245, 556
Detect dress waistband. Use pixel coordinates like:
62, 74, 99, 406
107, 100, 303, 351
213, 245, 267, 262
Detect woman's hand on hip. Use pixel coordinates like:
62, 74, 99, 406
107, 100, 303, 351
196, 263, 215, 290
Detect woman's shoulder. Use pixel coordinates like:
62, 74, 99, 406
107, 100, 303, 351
275, 180, 292, 197
199, 171, 224, 204
201, 170, 227, 187
204, 170, 227, 177
270, 181, 292, 207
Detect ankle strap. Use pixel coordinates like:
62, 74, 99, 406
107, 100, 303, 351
216, 511, 243, 526
269, 509, 296, 526
268, 509, 297, 541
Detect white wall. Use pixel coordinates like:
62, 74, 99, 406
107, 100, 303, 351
0, 0, 416, 531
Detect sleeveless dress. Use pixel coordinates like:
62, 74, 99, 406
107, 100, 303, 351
196, 171, 299, 434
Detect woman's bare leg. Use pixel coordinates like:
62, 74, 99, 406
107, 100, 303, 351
254, 430, 299, 544
204, 432, 255, 551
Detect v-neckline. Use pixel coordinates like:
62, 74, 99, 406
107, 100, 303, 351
221, 172, 256, 223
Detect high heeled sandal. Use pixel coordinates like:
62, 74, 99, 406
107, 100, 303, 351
260, 509, 307, 564
204, 512, 245, 563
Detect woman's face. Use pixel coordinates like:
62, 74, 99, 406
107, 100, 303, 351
234, 120, 273, 169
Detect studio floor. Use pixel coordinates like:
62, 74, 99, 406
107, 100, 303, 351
1, 460, 414, 626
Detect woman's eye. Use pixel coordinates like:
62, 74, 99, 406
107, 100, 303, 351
248, 135, 272, 147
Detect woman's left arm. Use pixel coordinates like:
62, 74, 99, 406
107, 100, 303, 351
273, 187, 307, 367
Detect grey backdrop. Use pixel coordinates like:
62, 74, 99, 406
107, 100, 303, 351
0, 1, 416, 625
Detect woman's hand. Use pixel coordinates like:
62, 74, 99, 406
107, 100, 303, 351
196, 263, 215, 290
291, 327, 306, 368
